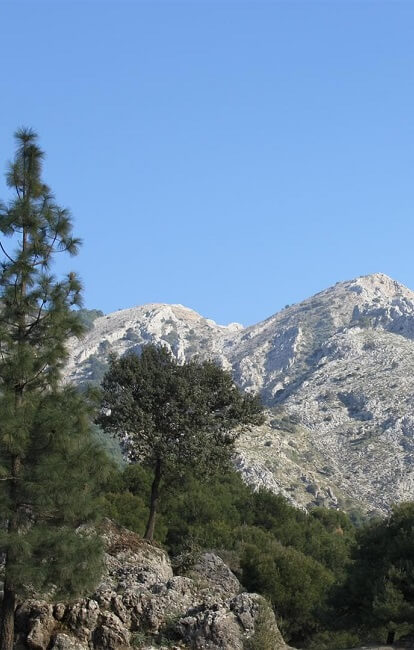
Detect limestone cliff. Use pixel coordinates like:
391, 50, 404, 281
65, 273, 414, 515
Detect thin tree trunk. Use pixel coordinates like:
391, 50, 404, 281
386, 629, 395, 645
0, 578, 16, 650
144, 459, 162, 541
0, 454, 20, 650
0, 298, 25, 649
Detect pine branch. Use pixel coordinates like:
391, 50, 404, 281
0, 242, 15, 264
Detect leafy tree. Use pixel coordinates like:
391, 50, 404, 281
98, 344, 264, 540
0, 129, 109, 650
335, 503, 414, 644
240, 532, 334, 643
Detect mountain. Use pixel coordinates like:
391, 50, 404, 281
66, 273, 414, 516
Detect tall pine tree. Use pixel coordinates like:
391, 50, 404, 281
0, 129, 108, 650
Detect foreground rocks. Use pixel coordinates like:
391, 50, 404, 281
14, 520, 291, 650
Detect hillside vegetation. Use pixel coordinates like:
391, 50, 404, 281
101, 461, 414, 649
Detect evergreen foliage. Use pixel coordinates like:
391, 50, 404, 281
334, 502, 414, 643
0, 129, 110, 649
76, 308, 104, 331
100, 396, 414, 647
98, 345, 264, 540
103, 465, 356, 647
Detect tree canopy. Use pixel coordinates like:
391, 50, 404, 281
334, 502, 414, 643
98, 344, 264, 539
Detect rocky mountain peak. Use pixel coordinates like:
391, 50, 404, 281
351, 271, 412, 294
66, 274, 414, 516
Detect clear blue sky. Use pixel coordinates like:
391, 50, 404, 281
1, 1, 414, 326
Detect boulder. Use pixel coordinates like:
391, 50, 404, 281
190, 552, 241, 599
65, 599, 100, 641
176, 593, 289, 650
14, 519, 292, 650
49, 634, 88, 650
15, 601, 56, 650
92, 611, 130, 649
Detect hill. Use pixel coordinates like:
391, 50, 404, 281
66, 273, 414, 515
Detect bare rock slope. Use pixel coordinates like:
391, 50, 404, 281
15, 520, 290, 650
66, 273, 414, 515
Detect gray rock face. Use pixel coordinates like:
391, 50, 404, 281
175, 593, 283, 650
51, 635, 88, 650
66, 273, 414, 514
14, 520, 290, 650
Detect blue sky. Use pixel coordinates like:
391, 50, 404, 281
1, 1, 414, 326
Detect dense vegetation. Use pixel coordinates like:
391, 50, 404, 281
100, 460, 414, 649
103, 464, 350, 647
98, 346, 264, 540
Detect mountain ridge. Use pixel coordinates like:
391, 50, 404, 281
66, 272, 414, 515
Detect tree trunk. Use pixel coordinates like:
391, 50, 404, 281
386, 629, 395, 644
0, 453, 21, 650
0, 579, 16, 650
144, 459, 162, 541
0, 179, 26, 650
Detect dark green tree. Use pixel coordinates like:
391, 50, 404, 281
240, 531, 334, 644
0, 129, 108, 650
342, 503, 414, 644
98, 344, 264, 540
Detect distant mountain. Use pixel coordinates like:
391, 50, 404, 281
66, 273, 414, 515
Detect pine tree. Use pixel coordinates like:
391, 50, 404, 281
98, 344, 264, 541
0, 129, 108, 650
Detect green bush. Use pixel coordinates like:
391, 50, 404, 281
241, 536, 334, 642
243, 600, 278, 650
307, 630, 361, 649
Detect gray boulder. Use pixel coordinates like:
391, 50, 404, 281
14, 519, 292, 650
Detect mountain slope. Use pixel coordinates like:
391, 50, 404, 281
66, 273, 414, 515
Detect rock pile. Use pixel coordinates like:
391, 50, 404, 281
14, 520, 291, 650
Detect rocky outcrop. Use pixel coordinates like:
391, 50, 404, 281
14, 520, 291, 650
